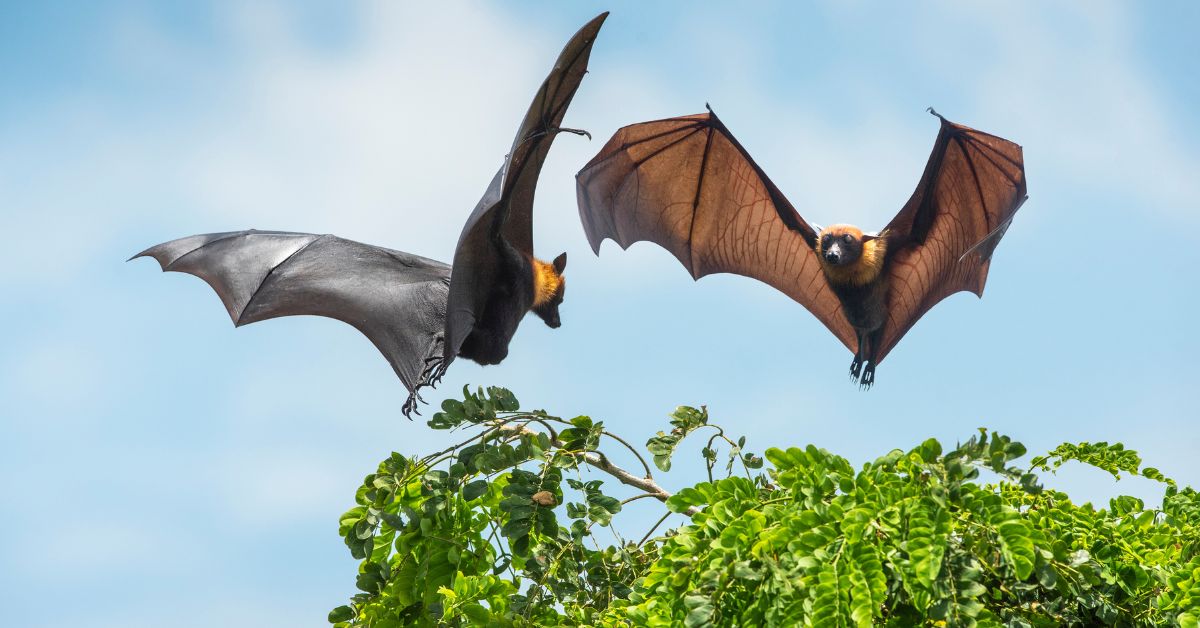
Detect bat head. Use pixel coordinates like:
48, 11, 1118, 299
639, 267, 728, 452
817, 225, 872, 267
816, 225, 886, 287
532, 252, 567, 329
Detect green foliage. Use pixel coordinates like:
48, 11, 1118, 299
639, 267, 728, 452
645, 406, 763, 477
330, 387, 667, 626
1031, 441, 1143, 480
330, 390, 1199, 627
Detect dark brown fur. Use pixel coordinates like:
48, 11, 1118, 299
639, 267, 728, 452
457, 246, 565, 365
815, 225, 889, 386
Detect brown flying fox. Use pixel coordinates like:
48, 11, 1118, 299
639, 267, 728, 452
576, 107, 1027, 387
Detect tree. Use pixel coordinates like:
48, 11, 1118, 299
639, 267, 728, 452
329, 387, 1200, 627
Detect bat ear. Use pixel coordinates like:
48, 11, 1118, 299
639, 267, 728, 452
861, 234, 878, 242
553, 252, 567, 274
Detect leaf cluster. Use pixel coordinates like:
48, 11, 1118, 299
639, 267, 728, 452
329, 387, 659, 626
329, 390, 1200, 627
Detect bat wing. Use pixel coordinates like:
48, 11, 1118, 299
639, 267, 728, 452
133, 230, 451, 416
875, 112, 1027, 363
576, 109, 856, 352
444, 12, 607, 361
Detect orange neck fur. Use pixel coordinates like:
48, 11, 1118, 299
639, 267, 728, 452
531, 258, 562, 307
819, 237, 888, 287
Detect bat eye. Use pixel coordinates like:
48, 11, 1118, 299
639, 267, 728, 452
842, 234, 853, 244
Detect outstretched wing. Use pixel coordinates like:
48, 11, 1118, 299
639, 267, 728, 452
576, 109, 856, 352
876, 112, 1027, 363
133, 230, 451, 416
444, 12, 607, 361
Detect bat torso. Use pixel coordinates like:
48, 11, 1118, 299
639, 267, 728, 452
828, 273, 889, 335
816, 229, 891, 336
455, 239, 537, 365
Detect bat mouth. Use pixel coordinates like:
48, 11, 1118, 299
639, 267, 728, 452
823, 251, 843, 265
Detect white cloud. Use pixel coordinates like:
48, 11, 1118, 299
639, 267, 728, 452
960, 3, 1197, 216
0, 2, 631, 289
174, 1, 588, 258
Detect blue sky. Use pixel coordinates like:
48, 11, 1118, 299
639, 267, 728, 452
2, 2, 1198, 625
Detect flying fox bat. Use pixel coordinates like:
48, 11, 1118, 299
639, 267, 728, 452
576, 106, 1027, 387
134, 12, 607, 416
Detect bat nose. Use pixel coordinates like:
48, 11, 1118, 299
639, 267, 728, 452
824, 251, 840, 263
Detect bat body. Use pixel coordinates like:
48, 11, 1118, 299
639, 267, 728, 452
135, 13, 606, 415
454, 233, 566, 366
812, 224, 892, 384
576, 107, 1027, 386
441, 5, 607, 368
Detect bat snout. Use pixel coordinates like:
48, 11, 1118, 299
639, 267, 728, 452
538, 309, 562, 329
824, 249, 842, 264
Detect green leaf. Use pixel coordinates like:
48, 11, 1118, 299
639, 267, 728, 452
355, 571, 383, 594
683, 594, 715, 627
653, 453, 672, 472
486, 387, 519, 411
462, 479, 488, 501
732, 560, 762, 581
903, 497, 951, 609
440, 398, 465, 420
461, 603, 491, 623
502, 517, 532, 540
327, 606, 354, 623
811, 564, 849, 627
990, 507, 1036, 580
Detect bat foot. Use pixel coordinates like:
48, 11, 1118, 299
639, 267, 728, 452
402, 394, 420, 419
849, 356, 863, 381
859, 364, 876, 390
423, 355, 449, 385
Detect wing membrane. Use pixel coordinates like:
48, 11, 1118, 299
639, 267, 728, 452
877, 115, 1027, 362
577, 111, 855, 352
444, 12, 607, 361
135, 230, 450, 416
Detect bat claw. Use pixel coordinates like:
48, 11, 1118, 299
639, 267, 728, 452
849, 356, 863, 381
553, 126, 592, 140
402, 395, 419, 419
403, 355, 450, 419
859, 364, 876, 390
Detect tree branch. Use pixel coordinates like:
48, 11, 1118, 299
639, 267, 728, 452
497, 423, 700, 516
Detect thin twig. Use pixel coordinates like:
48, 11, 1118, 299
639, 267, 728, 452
497, 424, 701, 516
621, 493, 661, 506
638, 511, 674, 547
602, 430, 654, 479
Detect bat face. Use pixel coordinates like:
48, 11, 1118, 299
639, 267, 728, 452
533, 281, 565, 328
817, 224, 868, 267
532, 252, 567, 329
815, 224, 888, 289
